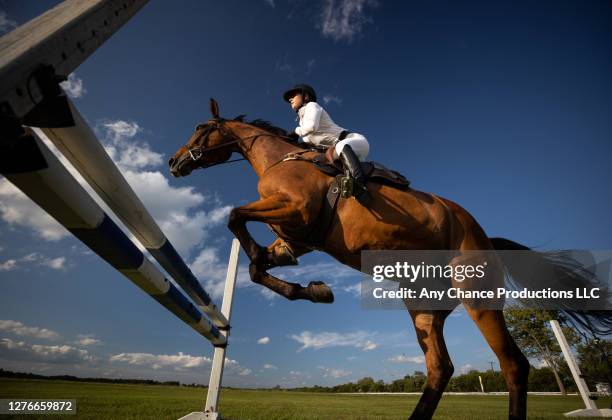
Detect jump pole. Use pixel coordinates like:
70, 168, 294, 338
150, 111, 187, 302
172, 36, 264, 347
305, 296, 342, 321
180, 239, 241, 420
549, 320, 612, 417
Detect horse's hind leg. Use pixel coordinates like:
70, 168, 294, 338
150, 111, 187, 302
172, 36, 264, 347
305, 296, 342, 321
464, 308, 529, 420
407, 309, 455, 420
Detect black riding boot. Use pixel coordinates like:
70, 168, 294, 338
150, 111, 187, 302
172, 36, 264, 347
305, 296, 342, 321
338, 145, 370, 203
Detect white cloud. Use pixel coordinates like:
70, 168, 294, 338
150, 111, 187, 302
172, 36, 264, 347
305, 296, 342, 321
319, 366, 351, 378
290, 330, 377, 352
257, 337, 270, 345
320, 0, 378, 43
459, 363, 474, 374
238, 368, 252, 376
160, 206, 231, 255
102, 120, 142, 145
0, 338, 94, 364
387, 354, 425, 364
109, 351, 252, 376
271, 261, 358, 286
21, 253, 38, 262
259, 287, 278, 301
189, 246, 250, 299
76, 336, 101, 346
0, 320, 60, 339
0, 11, 18, 34
323, 95, 343, 105
224, 357, 239, 367
0, 259, 17, 271
42, 257, 66, 270
263, 363, 277, 370
362, 341, 377, 351
101, 121, 162, 171
0, 253, 67, 272
60, 73, 86, 99
110, 352, 211, 370
0, 177, 70, 241
341, 283, 360, 297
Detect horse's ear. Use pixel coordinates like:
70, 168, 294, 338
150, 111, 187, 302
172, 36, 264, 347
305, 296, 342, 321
210, 98, 220, 119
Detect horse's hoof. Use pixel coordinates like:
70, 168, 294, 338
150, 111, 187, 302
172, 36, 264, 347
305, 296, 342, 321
307, 281, 334, 304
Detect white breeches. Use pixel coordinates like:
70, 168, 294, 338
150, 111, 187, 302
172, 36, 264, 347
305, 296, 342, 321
334, 133, 369, 161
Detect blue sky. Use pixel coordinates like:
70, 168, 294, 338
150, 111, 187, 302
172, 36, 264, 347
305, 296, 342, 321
0, 0, 611, 388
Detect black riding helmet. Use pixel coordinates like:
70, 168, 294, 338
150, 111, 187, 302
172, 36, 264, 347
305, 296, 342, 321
282, 84, 317, 103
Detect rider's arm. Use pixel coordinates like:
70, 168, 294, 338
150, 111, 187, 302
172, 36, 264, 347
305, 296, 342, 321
294, 102, 322, 137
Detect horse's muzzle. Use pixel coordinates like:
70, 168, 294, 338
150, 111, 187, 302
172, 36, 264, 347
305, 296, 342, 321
168, 155, 191, 177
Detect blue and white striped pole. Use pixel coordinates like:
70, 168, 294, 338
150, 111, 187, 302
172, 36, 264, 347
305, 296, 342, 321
40, 98, 228, 328
1, 128, 225, 346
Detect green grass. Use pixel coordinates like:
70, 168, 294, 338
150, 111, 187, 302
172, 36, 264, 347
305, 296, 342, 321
1, 378, 611, 419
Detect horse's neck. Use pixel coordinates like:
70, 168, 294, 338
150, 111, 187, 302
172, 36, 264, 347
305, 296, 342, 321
232, 124, 301, 177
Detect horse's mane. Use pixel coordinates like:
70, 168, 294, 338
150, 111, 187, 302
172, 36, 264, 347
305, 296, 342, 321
232, 115, 309, 149
232, 114, 287, 136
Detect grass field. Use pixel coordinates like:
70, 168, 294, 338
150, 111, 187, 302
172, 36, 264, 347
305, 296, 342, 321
1, 378, 611, 419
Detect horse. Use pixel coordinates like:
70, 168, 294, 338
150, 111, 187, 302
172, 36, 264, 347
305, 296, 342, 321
168, 99, 609, 420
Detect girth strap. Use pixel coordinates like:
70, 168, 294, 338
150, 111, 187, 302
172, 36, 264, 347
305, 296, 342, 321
266, 175, 342, 251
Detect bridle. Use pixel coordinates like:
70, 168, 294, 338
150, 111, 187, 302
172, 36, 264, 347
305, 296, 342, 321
185, 118, 299, 171
185, 119, 248, 168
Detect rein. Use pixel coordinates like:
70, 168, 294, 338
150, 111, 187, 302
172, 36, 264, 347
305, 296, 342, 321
187, 119, 301, 170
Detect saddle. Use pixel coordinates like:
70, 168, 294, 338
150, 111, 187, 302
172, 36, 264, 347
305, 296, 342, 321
284, 151, 411, 191
277, 150, 411, 250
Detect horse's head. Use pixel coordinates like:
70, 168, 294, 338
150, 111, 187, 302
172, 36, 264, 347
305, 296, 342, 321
169, 98, 236, 177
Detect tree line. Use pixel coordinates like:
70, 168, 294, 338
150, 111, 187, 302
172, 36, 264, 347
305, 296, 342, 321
288, 307, 610, 394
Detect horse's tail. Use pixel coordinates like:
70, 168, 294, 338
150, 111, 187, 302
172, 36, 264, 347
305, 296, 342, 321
490, 237, 612, 336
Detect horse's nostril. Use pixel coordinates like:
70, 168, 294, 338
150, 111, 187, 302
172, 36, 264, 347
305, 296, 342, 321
168, 157, 175, 166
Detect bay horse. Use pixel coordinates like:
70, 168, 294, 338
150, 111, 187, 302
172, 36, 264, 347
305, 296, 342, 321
169, 99, 609, 420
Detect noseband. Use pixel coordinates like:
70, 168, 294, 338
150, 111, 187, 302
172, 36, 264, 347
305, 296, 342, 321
187, 119, 247, 168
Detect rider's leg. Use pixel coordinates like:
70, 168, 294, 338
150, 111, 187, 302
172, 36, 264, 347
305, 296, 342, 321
335, 134, 370, 198
335, 133, 369, 161
338, 144, 366, 184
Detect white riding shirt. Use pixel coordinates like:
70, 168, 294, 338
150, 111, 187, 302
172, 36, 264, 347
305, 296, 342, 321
294, 101, 370, 161
294, 102, 345, 146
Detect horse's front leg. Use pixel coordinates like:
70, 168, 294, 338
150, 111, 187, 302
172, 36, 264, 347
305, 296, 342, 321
227, 195, 334, 303
227, 194, 292, 266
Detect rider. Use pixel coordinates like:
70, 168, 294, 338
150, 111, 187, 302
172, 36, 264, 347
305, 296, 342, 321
283, 84, 370, 200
